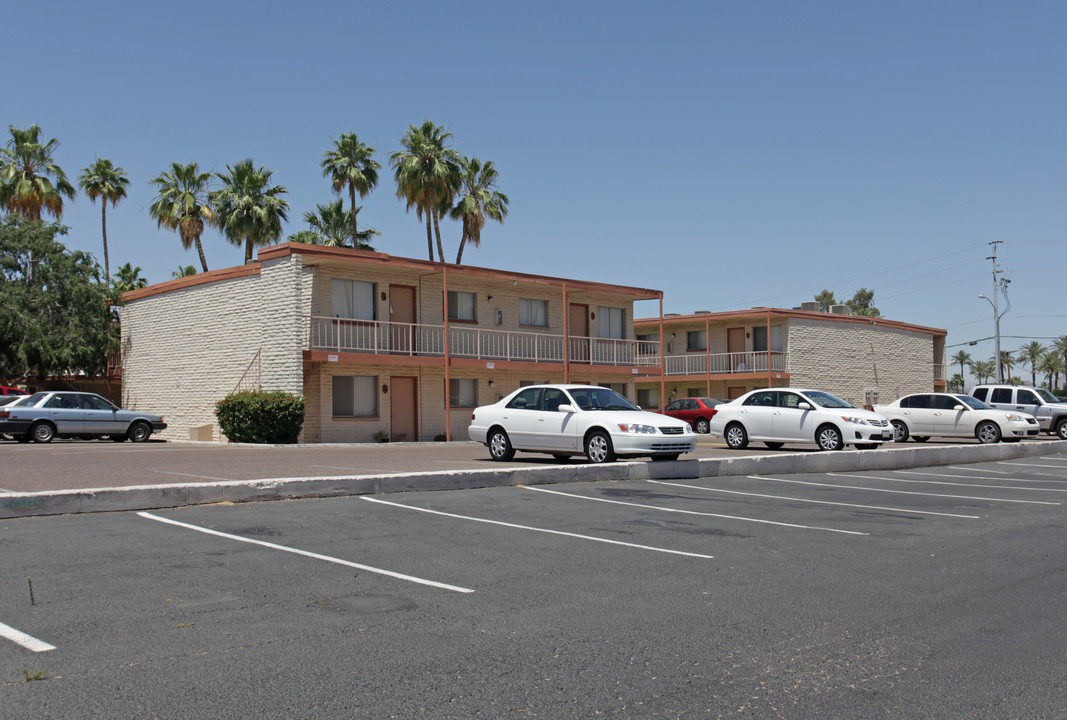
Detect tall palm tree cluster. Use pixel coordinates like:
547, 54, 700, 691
1, 120, 509, 293
951, 338, 1067, 390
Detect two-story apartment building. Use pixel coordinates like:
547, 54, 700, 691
633, 306, 946, 410
120, 243, 663, 443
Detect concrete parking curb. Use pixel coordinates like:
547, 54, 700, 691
1, 440, 1063, 519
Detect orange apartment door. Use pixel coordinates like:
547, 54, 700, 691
727, 327, 746, 372
728, 386, 747, 400
389, 376, 417, 442
569, 303, 589, 362
389, 285, 416, 353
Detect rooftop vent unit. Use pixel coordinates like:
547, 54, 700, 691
694, 310, 711, 314
830, 304, 851, 315
800, 301, 821, 312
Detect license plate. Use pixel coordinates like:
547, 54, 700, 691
881, 432, 893, 440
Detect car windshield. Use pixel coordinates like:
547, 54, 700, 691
1035, 388, 1060, 403
803, 390, 853, 409
567, 387, 639, 411
956, 395, 990, 410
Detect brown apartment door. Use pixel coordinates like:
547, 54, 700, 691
727, 327, 746, 372
569, 303, 589, 362
390, 376, 417, 442
389, 285, 416, 353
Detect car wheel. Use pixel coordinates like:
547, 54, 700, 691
488, 428, 515, 461
127, 421, 152, 443
816, 424, 844, 451
976, 421, 1001, 444
912, 436, 930, 442
31, 422, 56, 443
1055, 418, 1067, 440
584, 430, 616, 463
724, 423, 748, 450
651, 453, 680, 461
695, 418, 710, 434
891, 420, 910, 443
764, 441, 784, 450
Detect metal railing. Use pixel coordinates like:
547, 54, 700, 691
661, 351, 787, 376
306, 317, 657, 367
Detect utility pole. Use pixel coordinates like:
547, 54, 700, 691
979, 241, 1005, 383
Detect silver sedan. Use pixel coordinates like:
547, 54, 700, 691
0, 391, 166, 443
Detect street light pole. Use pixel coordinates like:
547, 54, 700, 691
978, 293, 1001, 382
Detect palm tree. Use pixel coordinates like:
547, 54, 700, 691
951, 350, 972, 379
449, 157, 510, 264
78, 158, 129, 295
390, 120, 461, 262
321, 132, 380, 245
948, 373, 965, 393
288, 199, 379, 249
0, 124, 76, 219
999, 350, 1015, 383
211, 160, 289, 264
112, 262, 148, 299
1038, 350, 1065, 390
148, 162, 214, 273
1018, 341, 1046, 386
172, 265, 197, 279
971, 359, 996, 384
1054, 336, 1067, 382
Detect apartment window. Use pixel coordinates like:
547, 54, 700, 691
687, 330, 707, 351
331, 279, 376, 320
603, 383, 628, 398
448, 378, 477, 407
519, 298, 548, 327
636, 387, 659, 408
333, 375, 378, 417
752, 325, 783, 352
448, 290, 477, 321
598, 306, 625, 339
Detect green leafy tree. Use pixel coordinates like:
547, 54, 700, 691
287, 199, 379, 249
211, 160, 290, 264
449, 157, 510, 264
951, 350, 973, 379
78, 158, 129, 296
112, 262, 148, 298
390, 120, 461, 262
172, 265, 197, 278
0, 216, 113, 382
813, 289, 836, 312
321, 132, 380, 246
846, 288, 881, 318
1038, 350, 1064, 390
948, 373, 965, 393
999, 350, 1015, 383
1018, 341, 1046, 386
1053, 336, 1067, 382
148, 162, 214, 272
0, 124, 76, 220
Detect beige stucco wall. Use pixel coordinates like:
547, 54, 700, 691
121, 255, 310, 442
785, 317, 935, 406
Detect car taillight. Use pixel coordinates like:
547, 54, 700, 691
470, 413, 476, 421
0, 411, 8, 419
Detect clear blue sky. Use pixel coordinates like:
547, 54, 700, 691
8, 1, 1066, 381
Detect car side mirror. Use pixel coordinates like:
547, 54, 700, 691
953, 405, 966, 411
797, 402, 812, 410
557, 404, 576, 413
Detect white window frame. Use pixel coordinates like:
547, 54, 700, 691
597, 306, 625, 339
448, 378, 478, 408
332, 375, 378, 417
448, 290, 477, 322
519, 298, 548, 327
331, 279, 377, 320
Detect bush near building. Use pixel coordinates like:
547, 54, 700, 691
215, 390, 305, 444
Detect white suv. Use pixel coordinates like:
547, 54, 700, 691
972, 385, 1067, 440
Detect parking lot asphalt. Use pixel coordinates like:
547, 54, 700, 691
1, 435, 1064, 519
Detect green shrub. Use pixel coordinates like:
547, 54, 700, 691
215, 390, 306, 444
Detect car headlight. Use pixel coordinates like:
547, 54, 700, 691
1004, 413, 1024, 421
617, 423, 657, 434
840, 416, 870, 425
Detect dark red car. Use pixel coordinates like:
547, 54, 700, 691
660, 397, 725, 434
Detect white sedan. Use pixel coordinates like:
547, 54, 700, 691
709, 388, 893, 451
468, 384, 696, 463
873, 393, 1039, 444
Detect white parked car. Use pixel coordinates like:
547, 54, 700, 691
873, 392, 1039, 444
709, 388, 893, 451
468, 384, 696, 463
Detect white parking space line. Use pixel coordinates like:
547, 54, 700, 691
361, 496, 716, 559
648, 480, 981, 519
897, 470, 1067, 487
750, 476, 1061, 505
0, 621, 55, 652
996, 461, 1067, 471
948, 466, 1011, 474
836, 472, 1067, 494
523, 485, 869, 535
138, 511, 473, 594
